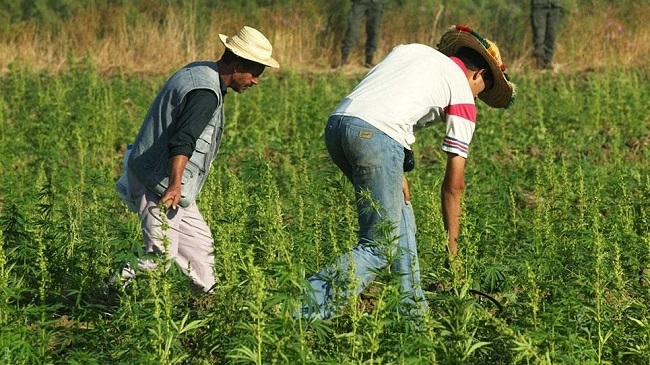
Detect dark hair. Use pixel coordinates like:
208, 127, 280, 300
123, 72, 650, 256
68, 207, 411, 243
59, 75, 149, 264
453, 47, 490, 72
221, 49, 265, 71
454, 46, 493, 89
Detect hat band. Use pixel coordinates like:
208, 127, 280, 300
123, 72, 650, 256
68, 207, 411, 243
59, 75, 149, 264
454, 25, 506, 71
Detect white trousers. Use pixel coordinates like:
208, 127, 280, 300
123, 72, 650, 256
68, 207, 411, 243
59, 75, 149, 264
121, 173, 216, 292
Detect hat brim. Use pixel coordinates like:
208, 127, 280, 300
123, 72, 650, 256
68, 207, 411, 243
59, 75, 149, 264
438, 29, 515, 108
219, 33, 280, 68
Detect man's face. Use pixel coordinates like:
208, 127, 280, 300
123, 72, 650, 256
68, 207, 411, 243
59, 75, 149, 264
230, 63, 266, 93
481, 69, 494, 93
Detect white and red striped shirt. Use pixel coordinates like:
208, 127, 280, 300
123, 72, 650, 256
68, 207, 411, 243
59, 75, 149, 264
331, 43, 476, 159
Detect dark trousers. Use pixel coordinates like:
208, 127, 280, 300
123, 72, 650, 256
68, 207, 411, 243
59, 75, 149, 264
531, 4, 563, 68
341, 0, 384, 63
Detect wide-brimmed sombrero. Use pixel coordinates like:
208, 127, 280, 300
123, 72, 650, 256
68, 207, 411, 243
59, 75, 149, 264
437, 25, 515, 108
219, 26, 280, 68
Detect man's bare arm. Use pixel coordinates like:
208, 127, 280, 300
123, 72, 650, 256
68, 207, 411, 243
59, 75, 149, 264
441, 153, 466, 258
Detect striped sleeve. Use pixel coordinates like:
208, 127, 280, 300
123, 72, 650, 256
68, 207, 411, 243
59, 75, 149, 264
441, 103, 476, 158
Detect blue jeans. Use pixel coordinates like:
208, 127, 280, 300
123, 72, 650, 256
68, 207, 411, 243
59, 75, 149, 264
301, 115, 427, 319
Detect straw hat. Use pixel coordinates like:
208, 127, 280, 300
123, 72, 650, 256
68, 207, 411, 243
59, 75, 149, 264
437, 25, 515, 108
219, 26, 280, 68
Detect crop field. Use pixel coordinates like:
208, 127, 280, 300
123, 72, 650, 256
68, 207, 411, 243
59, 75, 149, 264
1, 1, 650, 364
0, 61, 649, 364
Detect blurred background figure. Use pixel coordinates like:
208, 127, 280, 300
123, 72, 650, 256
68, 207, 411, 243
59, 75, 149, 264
530, 0, 563, 70
339, 0, 385, 68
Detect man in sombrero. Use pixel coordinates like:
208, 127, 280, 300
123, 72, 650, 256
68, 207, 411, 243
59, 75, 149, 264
115, 26, 279, 293
300, 25, 515, 319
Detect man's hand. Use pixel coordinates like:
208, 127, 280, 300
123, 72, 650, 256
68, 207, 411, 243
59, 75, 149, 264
402, 176, 411, 204
161, 187, 182, 210
162, 154, 190, 210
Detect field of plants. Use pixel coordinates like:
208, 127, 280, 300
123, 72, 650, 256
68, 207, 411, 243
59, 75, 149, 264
1, 1, 650, 364
1, 59, 649, 365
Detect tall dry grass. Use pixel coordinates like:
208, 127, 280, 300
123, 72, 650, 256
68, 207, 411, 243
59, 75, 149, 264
0, 2, 648, 76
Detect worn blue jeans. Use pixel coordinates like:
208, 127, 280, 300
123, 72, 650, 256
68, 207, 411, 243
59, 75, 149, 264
301, 115, 427, 319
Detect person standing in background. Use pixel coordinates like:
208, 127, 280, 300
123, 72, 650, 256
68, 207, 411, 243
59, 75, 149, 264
339, 0, 385, 68
530, 0, 563, 70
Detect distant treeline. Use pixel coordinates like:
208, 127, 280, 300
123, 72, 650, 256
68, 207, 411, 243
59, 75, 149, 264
0, 0, 593, 27
3, 0, 297, 25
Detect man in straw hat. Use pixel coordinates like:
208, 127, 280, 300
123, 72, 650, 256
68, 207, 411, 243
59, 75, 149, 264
299, 25, 515, 320
115, 26, 279, 293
